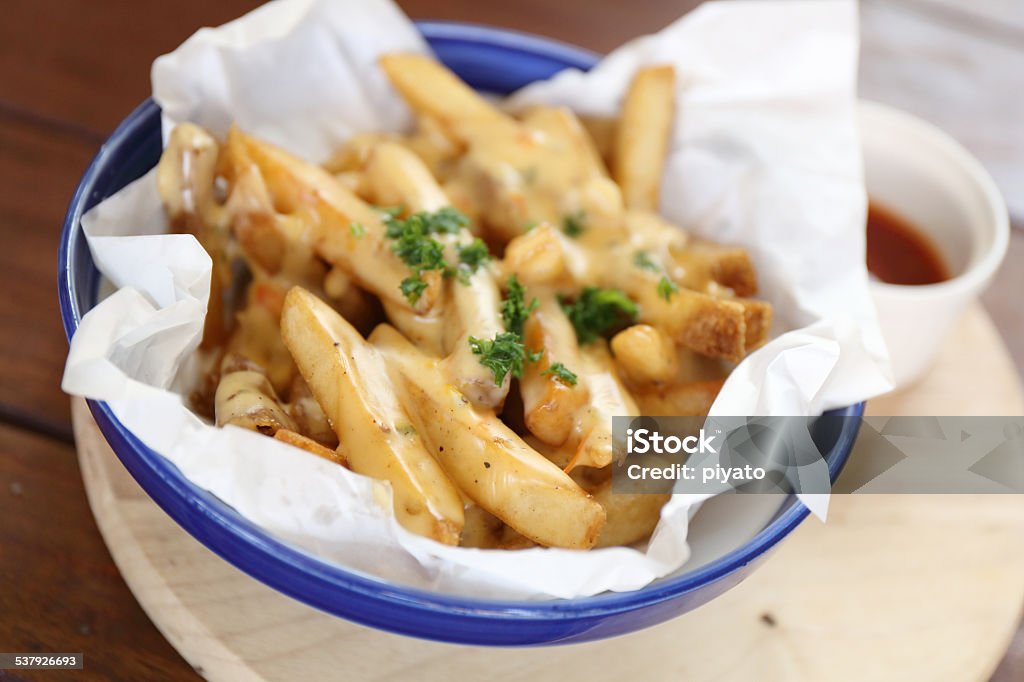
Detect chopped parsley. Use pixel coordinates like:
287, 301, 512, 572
542, 362, 578, 386
457, 238, 491, 273
384, 207, 471, 303
468, 332, 531, 386
469, 275, 544, 386
501, 275, 538, 338
349, 222, 366, 238
560, 287, 638, 344
392, 231, 446, 273
657, 275, 679, 301
385, 205, 468, 239
633, 250, 660, 272
562, 211, 587, 238
400, 276, 429, 304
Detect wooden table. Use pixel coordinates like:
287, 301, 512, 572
0, 1, 1021, 680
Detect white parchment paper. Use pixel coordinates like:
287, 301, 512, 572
62, 0, 892, 599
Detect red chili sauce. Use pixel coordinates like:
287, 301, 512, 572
866, 202, 951, 285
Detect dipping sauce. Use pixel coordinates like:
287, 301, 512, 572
866, 202, 951, 285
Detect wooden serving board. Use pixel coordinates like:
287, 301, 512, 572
72, 304, 1024, 682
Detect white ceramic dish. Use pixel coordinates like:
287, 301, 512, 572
859, 100, 1010, 390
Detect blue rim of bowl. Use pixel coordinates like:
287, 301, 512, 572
57, 20, 864, 641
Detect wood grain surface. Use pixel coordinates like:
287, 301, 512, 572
0, 422, 196, 681
0, 1, 1021, 680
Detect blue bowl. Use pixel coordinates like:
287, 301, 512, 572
58, 21, 863, 646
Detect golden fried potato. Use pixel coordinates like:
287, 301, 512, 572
281, 287, 464, 545
379, 53, 519, 141
613, 65, 676, 211
520, 295, 590, 446
370, 324, 606, 549
611, 324, 679, 385
228, 127, 443, 313
589, 480, 670, 548
158, 123, 231, 347
214, 354, 296, 436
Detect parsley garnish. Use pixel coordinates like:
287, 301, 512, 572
560, 287, 638, 344
657, 276, 679, 301
501, 275, 538, 338
384, 207, 471, 303
633, 250, 659, 272
562, 211, 586, 238
469, 332, 530, 386
349, 222, 366, 238
469, 275, 543, 386
385, 206, 468, 238
392, 231, 446, 273
542, 362, 578, 386
457, 238, 491, 274
400, 276, 429, 304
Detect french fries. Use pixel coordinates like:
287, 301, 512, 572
565, 342, 640, 471
157, 123, 231, 347
157, 51, 774, 553
363, 141, 509, 408
588, 480, 671, 549
613, 65, 676, 211
227, 128, 444, 314
370, 324, 606, 549
520, 294, 590, 446
214, 353, 296, 435
281, 287, 464, 545
611, 324, 678, 385
379, 53, 520, 142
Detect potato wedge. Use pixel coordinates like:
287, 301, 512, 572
613, 65, 676, 211
214, 354, 296, 436
670, 240, 758, 297
520, 106, 608, 179
158, 123, 230, 347
379, 53, 520, 142
364, 141, 449, 212
370, 324, 606, 549
578, 115, 617, 168
227, 280, 296, 395
738, 298, 773, 352
520, 294, 590, 446
610, 324, 678, 385
280, 287, 464, 544
364, 142, 508, 408
589, 480, 670, 548
501, 223, 570, 287
627, 281, 748, 362
228, 128, 442, 313
566, 341, 640, 471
